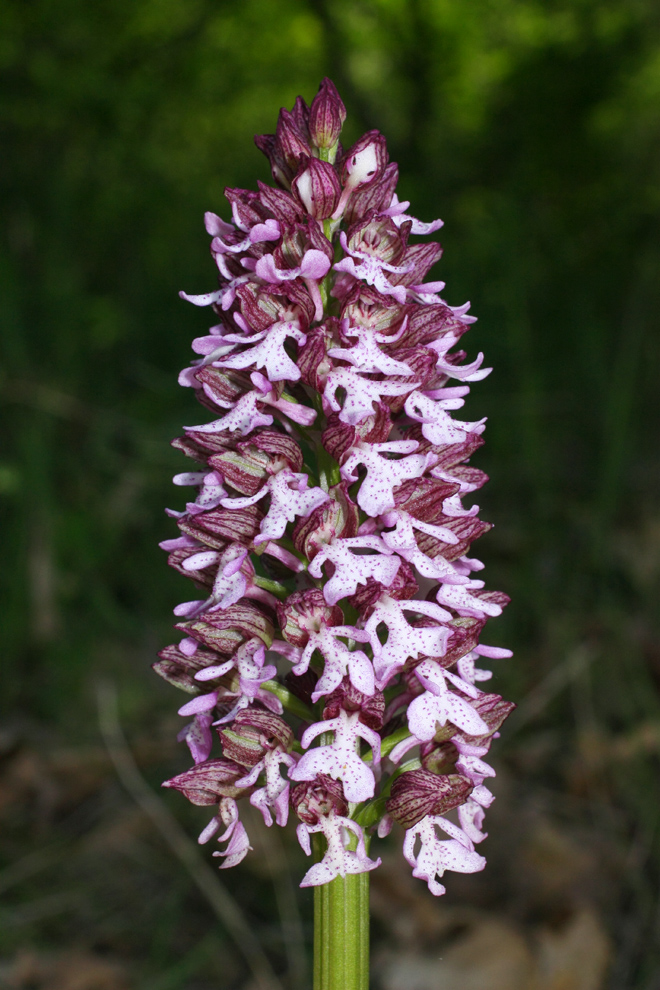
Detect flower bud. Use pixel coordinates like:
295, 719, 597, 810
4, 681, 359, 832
277, 589, 343, 648
292, 482, 359, 560
220, 710, 294, 767
386, 769, 473, 829
291, 774, 348, 824
309, 78, 346, 152
163, 758, 247, 804
292, 157, 341, 219
276, 108, 312, 173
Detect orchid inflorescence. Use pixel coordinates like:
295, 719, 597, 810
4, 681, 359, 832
157, 79, 513, 897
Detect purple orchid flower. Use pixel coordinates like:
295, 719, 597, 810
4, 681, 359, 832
403, 815, 486, 897
219, 467, 329, 545
208, 798, 253, 869
297, 811, 381, 887
340, 441, 432, 516
308, 535, 400, 606
236, 748, 296, 827
333, 230, 412, 305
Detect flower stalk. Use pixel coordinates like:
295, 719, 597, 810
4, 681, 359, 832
314, 870, 369, 990
158, 77, 514, 986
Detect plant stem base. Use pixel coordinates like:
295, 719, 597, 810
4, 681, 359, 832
314, 871, 370, 990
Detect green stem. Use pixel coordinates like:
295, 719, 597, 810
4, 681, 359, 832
313, 869, 370, 990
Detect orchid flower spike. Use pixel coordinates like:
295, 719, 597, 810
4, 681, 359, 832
159, 78, 513, 907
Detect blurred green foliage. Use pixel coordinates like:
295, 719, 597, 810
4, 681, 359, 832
1, 0, 659, 985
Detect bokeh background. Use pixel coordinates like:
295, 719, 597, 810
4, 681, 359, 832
1, 0, 660, 988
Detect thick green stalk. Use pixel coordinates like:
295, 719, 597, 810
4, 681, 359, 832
313, 870, 370, 990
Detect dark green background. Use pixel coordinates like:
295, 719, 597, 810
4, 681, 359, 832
1, 1, 659, 987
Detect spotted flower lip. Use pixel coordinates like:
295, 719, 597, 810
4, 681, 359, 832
297, 811, 381, 887
160, 79, 512, 897
403, 814, 486, 897
334, 230, 413, 305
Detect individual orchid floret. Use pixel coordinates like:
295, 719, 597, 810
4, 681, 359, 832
334, 230, 412, 305
428, 331, 492, 382
214, 321, 307, 382
323, 366, 416, 425
163, 758, 247, 805
177, 711, 214, 764
456, 643, 513, 686
453, 736, 497, 788
276, 588, 343, 647
379, 511, 468, 585
184, 640, 280, 725
174, 545, 250, 616
458, 784, 495, 844
327, 321, 413, 376
290, 708, 381, 803
364, 595, 452, 688
404, 388, 487, 447
406, 660, 490, 741
236, 748, 297, 827
220, 467, 329, 545
284, 622, 375, 700
291, 773, 349, 824
435, 579, 505, 619
218, 708, 294, 768
332, 131, 388, 219
185, 387, 275, 436
403, 815, 486, 897
382, 193, 445, 235
185, 372, 316, 435
171, 470, 227, 516
340, 441, 432, 516
208, 797, 252, 869
307, 535, 400, 606
205, 210, 280, 255
297, 811, 381, 887
255, 250, 331, 321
